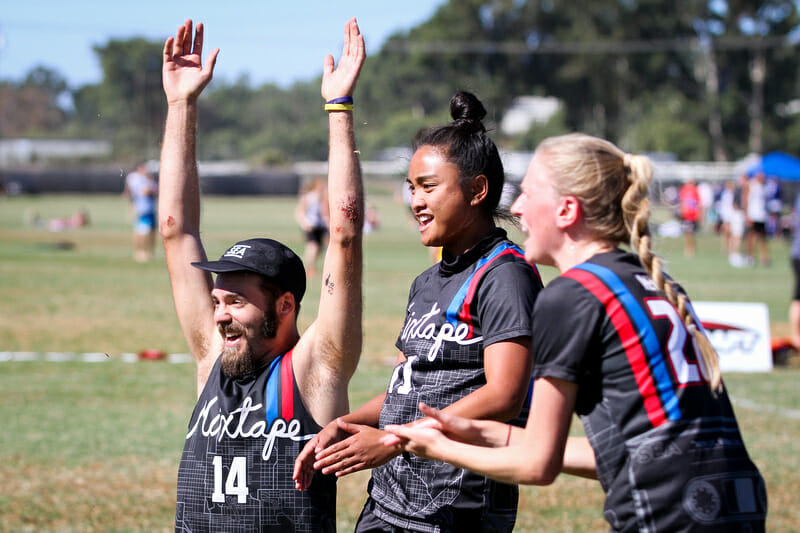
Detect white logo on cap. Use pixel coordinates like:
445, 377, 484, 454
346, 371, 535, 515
224, 244, 251, 259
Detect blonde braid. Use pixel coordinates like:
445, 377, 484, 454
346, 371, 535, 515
633, 200, 723, 394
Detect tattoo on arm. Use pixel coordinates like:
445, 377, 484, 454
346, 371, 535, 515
325, 273, 335, 295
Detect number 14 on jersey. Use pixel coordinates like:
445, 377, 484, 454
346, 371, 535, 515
211, 456, 249, 504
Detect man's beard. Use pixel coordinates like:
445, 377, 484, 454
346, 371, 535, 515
220, 308, 279, 378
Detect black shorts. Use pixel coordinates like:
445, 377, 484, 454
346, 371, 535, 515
793, 258, 800, 301
354, 495, 502, 533
355, 498, 410, 533
305, 226, 328, 246
750, 221, 767, 236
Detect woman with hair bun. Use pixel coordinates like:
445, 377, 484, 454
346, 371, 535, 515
294, 91, 543, 531
386, 133, 767, 532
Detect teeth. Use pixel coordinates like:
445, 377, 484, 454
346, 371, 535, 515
418, 215, 432, 224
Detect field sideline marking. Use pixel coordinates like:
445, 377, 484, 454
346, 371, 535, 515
730, 396, 800, 420
0, 351, 193, 363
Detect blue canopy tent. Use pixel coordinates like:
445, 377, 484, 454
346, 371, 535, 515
747, 151, 800, 181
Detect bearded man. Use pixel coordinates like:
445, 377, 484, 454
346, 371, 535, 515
157, 18, 365, 532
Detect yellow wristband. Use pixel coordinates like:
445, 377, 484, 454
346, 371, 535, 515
324, 103, 354, 112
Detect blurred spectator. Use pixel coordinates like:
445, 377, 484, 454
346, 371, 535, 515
679, 178, 702, 257
698, 180, 715, 228
792, 192, 800, 349
765, 175, 783, 237
364, 204, 381, 234
662, 185, 678, 210
717, 179, 736, 252
744, 172, 770, 266
28, 209, 90, 231
727, 175, 749, 266
124, 161, 158, 262
294, 176, 329, 278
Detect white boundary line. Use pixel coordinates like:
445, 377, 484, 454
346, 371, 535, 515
4, 353, 797, 420
0, 351, 193, 363
730, 397, 800, 421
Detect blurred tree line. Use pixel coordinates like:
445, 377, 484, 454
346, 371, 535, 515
2, 0, 800, 165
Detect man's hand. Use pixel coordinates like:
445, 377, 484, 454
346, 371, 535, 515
312, 419, 400, 477
382, 422, 450, 461
162, 19, 219, 105
320, 17, 365, 102
293, 418, 350, 491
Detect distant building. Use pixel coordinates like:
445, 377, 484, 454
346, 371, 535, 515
0, 138, 112, 166
500, 151, 535, 183
500, 96, 561, 136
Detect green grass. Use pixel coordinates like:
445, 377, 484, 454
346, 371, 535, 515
0, 191, 798, 531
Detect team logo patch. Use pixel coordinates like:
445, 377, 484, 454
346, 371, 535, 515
224, 244, 251, 259
684, 479, 721, 522
682, 472, 766, 524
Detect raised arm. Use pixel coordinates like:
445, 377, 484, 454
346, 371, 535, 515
293, 18, 366, 424
158, 19, 220, 392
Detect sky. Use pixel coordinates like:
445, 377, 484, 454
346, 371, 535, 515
0, 0, 447, 89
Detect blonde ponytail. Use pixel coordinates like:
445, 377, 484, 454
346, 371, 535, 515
536, 135, 723, 394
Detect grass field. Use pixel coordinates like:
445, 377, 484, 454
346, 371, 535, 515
1, 187, 799, 531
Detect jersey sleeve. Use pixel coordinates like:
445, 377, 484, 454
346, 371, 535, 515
531, 277, 603, 383
477, 260, 540, 346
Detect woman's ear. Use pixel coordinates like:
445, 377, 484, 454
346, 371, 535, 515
469, 174, 489, 206
555, 195, 581, 228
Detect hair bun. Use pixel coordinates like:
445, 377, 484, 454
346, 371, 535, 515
450, 91, 487, 133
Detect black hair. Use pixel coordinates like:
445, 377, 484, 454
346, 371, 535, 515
258, 276, 301, 318
413, 91, 506, 220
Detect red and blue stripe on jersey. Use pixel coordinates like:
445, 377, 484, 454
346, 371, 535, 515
564, 262, 682, 427
445, 242, 540, 337
264, 350, 295, 427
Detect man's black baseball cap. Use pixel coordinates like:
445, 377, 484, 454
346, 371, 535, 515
192, 238, 306, 303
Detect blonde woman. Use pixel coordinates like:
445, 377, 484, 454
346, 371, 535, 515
385, 134, 767, 532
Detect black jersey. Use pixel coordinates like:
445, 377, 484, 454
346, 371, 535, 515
533, 249, 766, 532
370, 229, 543, 533
175, 349, 336, 532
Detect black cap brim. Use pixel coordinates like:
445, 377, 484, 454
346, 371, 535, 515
191, 259, 259, 274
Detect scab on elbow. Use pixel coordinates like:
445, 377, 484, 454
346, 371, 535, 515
158, 215, 178, 239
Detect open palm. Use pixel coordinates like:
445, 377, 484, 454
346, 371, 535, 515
162, 19, 219, 104
321, 17, 366, 102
